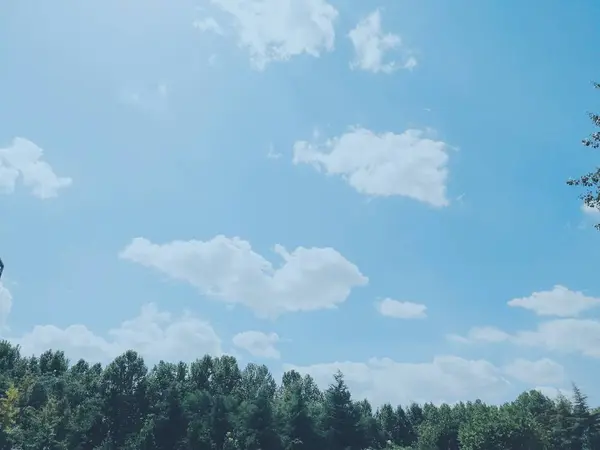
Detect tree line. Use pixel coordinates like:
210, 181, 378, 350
0, 342, 597, 449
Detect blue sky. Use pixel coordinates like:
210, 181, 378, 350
2, 0, 600, 406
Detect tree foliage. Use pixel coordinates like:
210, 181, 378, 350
567, 82, 600, 228
0, 342, 595, 449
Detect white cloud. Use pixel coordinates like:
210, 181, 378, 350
0, 283, 12, 328
376, 298, 426, 319
447, 326, 511, 344
293, 127, 451, 207
233, 330, 280, 359
514, 319, 600, 358
581, 203, 600, 216
535, 386, 572, 400
267, 144, 282, 159
193, 16, 225, 35
12, 303, 222, 364
507, 285, 600, 318
119, 235, 368, 318
348, 9, 416, 74
285, 355, 513, 406
466, 326, 511, 342
502, 358, 565, 385
449, 286, 600, 358
0, 138, 72, 199
446, 334, 470, 344
451, 318, 600, 359
209, 0, 338, 70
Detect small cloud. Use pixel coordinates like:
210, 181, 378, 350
446, 334, 471, 344
232, 331, 280, 359
348, 9, 416, 74
0, 138, 72, 199
507, 285, 600, 318
193, 17, 224, 35
404, 56, 418, 71
447, 326, 511, 344
376, 298, 427, 319
267, 144, 282, 159
293, 127, 451, 207
503, 358, 565, 385
209, 0, 338, 70
535, 386, 572, 400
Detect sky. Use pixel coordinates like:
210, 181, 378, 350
1, 0, 600, 407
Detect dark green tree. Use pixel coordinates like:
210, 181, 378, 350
278, 370, 321, 450
322, 371, 362, 450
100, 351, 148, 448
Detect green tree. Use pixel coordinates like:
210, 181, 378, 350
567, 82, 600, 227
0, 384, 18, 449
100, 351, 148, 448
278, 370, 321, 450
322, 371, 362, 450
146, 361, 188, 450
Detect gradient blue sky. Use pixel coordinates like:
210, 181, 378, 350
1, 0, 600, 406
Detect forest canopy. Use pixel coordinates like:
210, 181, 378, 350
0, 342, 596, 450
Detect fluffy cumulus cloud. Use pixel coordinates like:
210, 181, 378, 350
233, 330, 280, 359
508, 285, 600, 317
293, 127, 451, 207
119, 235, 368, 318
376, 298, 427, 319
284, 355, 556, 406
502, 358, 565, 385
11, 303, 222, 364
348, 9, 416, 74
207, 0, 338, 70
0, 138, 72, 199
